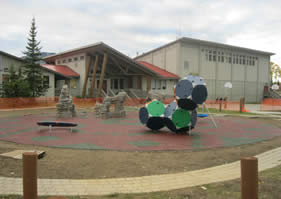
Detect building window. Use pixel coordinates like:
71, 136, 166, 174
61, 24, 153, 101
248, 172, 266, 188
156, 80, 161, 89
57, 60, 61, 64
43, 76, 49, 88
68, 58, 72, 62
161, 80, 166, 90
152, 79, 156, 89
113, 79, 118, 89
74, 57, 78, 61
213, 51, 216, 61
221, 52, 224, 62
63, 59, 66, 63
120, 79, 124, 89
71, 79, 77, 88
209, 54, 212, 61
80, 56, 84, 60
243, 56, 245, 65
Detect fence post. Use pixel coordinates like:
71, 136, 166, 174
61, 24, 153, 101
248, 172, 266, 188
219, 99, 222, 112
241, 157, 258, 199
224, 97, 228, 109
240, 97, 245, 113
23, 152, 38, 199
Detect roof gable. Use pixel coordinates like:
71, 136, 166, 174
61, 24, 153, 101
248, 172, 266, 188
137, 61, 179, 79
41, 64, 80, 78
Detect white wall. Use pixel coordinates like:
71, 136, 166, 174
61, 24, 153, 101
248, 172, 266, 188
55, 53, 85, 96
150, 79, 176, 96
180, 43, 199, 77
180, 41, 271, 102
42, 70, 55, 97
136, 43, 180, 74
0, 53, 56, 97
0, 54, 24, 84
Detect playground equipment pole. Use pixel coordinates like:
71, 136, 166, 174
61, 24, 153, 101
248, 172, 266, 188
241, 157, 258, 199
23, 152, 38, 199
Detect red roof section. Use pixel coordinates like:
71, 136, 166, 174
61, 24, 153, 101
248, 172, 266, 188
137, 61, 179, 79
41, 64, 80, 78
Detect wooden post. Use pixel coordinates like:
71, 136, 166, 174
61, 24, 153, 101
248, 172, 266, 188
89, 55, 99, 97
97, 53, 108, 97
82, 55, 92, 98
240, 97, 245, 113
219, 99, 222, 112
224, 97, 228, 109
23, 152, 37, 199
241, 157, 258, 199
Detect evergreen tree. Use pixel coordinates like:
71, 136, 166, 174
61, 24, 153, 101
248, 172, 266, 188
1, 66, 31, 97
23, 17, 48, 97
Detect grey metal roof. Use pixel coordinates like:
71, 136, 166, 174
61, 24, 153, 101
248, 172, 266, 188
135, 37, 275, 59
0, 51, 24, 62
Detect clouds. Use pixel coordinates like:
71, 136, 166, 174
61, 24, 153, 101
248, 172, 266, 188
0, 0, 281, 63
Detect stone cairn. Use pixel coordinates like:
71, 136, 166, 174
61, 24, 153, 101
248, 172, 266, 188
95, 92, 127, 119
56, 85, 76, 118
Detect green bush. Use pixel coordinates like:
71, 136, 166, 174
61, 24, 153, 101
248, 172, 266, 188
0, 67, 31, 98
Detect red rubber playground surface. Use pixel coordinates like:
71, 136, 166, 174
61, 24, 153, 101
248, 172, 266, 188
0, 111, 280, 151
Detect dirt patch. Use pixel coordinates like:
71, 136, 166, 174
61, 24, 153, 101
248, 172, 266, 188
0, 109, 281, 179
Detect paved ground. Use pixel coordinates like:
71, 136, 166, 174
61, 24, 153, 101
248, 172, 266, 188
0, 111, 280, 151
245, 104, 261, 112
0, 146, 280, 196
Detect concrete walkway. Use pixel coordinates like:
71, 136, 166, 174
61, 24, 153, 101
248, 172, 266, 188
0, 147, 281, 196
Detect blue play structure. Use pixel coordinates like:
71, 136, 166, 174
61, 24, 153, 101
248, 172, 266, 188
197, 103, 217, 128
197, 113, 208, 118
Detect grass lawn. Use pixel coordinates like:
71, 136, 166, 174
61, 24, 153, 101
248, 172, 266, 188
197, 107, 259, 116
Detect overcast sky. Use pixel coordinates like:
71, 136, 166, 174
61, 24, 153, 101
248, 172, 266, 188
1, 0, 281, 64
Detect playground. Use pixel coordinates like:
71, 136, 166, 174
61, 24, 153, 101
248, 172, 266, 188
0, 109, 280, 151
0, 104, 281, 199
0, 106, 281, 179
1, 77, 281, 198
